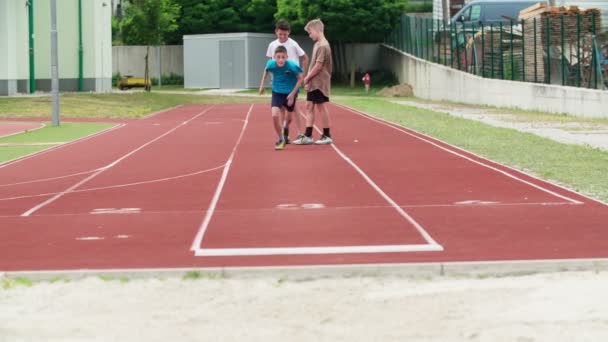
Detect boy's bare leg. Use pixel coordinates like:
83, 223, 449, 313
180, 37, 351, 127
293, 108, 304, 135
305, 101, 315, 127
314, 102, 332, 144
271, 107, 284, 139
292, 102, 315, 145
317, 102, 331, 129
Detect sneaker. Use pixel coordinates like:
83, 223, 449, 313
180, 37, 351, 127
314, 135, 333, 145
285, 136, 291, 144
275, 139, 286, 150
293, 135, 314, 145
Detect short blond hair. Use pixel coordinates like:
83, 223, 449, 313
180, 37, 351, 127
304, 19, 324, 33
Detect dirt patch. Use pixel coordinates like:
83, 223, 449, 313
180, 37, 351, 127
378, 84, 414, 97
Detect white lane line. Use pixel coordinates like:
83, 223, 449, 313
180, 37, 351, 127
0, 164, 225, 202
20, 107, 215, 217
91, 208, 141, 215
335, 103, 585, 205
190, 104, 254, 251
313, 125, 442, 248
141, 105, 184, 120
0, 123, 125, 169
0, 122, 46, 139
0, 169, 101, 188
196, 244, 443, 257
192, 106, 443, 257
76, 237, 105, 241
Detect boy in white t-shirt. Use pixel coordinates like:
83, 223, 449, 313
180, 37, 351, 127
265, 20, 309, 144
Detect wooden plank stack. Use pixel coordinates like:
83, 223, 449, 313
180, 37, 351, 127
519, 2, 602, 82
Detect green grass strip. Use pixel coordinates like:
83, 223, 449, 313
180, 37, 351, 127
0, 93, 265, 119
0, 122, 114, 163
336, 98, 608, 203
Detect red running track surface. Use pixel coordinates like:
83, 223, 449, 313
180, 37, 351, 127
0, 103, 606, 271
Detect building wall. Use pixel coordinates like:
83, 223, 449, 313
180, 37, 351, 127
182, 33, 378, 89
382, 44, 608, 118
184, 37, 220, 88
1, 0, 111, 95
113, 46, 184, 80
0, 0, 28, 95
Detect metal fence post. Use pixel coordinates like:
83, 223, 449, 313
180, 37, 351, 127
561, 14, 565, 86
546, 16, 551, 84
499, 22, 504, 79
534, 17, 537, 82
490, 24, 495, 78
462, 22, 468, 72
481, 24, 485, 77
577, 13, 581, 87
510, 20, 514, 80
521, 19, 525, 81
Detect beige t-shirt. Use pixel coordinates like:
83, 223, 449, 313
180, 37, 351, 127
308, 40, 332, 97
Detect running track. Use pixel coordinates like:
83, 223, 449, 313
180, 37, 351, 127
0, 104, 607, 271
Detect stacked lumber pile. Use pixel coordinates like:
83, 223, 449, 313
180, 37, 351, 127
477, 28, 522, 79
519, 2, 602, 82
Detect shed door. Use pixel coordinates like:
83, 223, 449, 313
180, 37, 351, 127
219, 40, 246, 89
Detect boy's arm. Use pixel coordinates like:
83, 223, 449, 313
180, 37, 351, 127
287, 73, 304, 106
301, 54, 309, 75
259, 70, 268, 95
304, 61, 323, 85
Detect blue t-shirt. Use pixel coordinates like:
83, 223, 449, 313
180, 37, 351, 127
265, 59, 302, 94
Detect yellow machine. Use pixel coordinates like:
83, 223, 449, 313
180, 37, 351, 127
118, 76, 151, 91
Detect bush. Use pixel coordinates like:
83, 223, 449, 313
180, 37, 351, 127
404, 1, 433, 13
151, 73, 184, 86
112, 72, 122, 87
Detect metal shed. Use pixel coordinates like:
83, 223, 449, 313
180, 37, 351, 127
183, 32, 313, 89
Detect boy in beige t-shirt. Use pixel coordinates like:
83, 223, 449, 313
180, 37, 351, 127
293, 19, 333, 145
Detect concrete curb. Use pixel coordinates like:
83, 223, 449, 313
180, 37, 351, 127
3, 258, 607, 283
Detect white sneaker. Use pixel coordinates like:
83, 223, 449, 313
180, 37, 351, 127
314, 135, 333, 145
293, 135, 314, 145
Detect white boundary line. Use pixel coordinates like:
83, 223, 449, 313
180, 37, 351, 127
190, 104, 254, 251
0, 123, 125, 169
0, 169, 101, 188
140, 105, 184, 120
319, 125, 442, 247
0, 164, 226, 202
20, 106, 215, 217
192, 104, 443, 257
0, 122, 46, 139
198, 244, 443, 256
334, 103, 587, 205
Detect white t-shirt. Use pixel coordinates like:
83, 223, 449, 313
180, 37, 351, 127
266, 38, 306, 66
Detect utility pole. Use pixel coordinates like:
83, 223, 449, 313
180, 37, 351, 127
50, 0, 60, 126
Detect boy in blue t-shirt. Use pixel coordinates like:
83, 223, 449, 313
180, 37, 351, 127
259, 45, 303, 150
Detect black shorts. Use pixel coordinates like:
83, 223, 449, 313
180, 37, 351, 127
271, 91, 297, 112
306, 89, 329, 104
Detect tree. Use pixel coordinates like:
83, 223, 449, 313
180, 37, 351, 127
277, 0, 406, 86
166, 0, 276, 44
120, 0, 181, 90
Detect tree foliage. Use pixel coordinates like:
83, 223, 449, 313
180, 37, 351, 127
120, 0, 181, 46
276, 0, 406, 43
166, 0, 276, 44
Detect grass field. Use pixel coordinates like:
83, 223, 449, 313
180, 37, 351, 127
0, 93, 264, 119
0, 122, 115, 163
